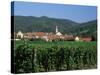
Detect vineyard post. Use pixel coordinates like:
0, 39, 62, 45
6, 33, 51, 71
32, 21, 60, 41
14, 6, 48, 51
33, 48, 37, 72
23, 36, 26, 45
32, 49, 34, 72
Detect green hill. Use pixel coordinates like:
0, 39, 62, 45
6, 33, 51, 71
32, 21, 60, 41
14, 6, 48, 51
13, 16, 79, 33
12, 16, 97, 37
73, 20, 97, 36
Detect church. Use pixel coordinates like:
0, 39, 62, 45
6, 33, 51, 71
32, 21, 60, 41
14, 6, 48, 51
55, 26, 62, 36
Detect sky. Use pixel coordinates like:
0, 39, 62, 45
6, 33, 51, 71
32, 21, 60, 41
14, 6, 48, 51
12, 1, 97, 23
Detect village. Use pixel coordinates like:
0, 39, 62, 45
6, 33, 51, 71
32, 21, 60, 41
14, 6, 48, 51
14, 26, 92, 42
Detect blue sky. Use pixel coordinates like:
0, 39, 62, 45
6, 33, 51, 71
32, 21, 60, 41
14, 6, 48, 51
12, 1, 97, 23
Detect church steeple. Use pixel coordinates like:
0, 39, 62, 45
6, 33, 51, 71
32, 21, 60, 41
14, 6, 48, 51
55, 25, 62, 36
56, 26, 58, 33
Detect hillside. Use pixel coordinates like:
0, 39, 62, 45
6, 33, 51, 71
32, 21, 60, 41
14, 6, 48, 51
73, 20, 97, 37
12, 16, 97, 37
13, 16, 79, 33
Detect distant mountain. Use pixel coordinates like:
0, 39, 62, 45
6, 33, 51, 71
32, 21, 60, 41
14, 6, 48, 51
12, 16, 97, 38
13, 16, 79, 33
72, 20, 97, 36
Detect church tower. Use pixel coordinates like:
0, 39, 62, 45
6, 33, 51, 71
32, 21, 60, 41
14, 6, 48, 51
56, 26, 58, 33
55, 25, 62, 36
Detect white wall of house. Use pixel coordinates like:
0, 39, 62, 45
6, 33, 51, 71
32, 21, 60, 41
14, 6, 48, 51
75, 36, 80, 41
17, 31, 24, 39
35, 36, 39, 39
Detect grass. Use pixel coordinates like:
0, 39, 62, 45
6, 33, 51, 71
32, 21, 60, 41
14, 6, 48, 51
14, 40, 97, 49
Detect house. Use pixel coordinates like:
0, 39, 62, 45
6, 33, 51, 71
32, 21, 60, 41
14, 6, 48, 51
65, 35, 74, 41
16, 31, 24, 39
75, 36, 92, 42
75, 36, 80, 41
24, 32, 35, 39
80, 37, 92, 42
33, 32, 47, 39
47, 34, 58, 41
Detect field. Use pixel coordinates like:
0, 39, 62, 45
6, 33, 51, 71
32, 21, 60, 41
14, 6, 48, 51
15, 40, 97, 48
13, 40, 97, 73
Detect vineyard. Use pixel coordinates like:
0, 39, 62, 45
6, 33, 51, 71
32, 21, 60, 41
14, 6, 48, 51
14, 40, 97, 73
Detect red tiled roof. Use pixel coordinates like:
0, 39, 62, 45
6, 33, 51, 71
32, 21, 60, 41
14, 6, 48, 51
33, 32, 46, 36
80, 37, 92, 42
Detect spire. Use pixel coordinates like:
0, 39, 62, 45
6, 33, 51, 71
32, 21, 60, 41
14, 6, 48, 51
56, 26, 58, 33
